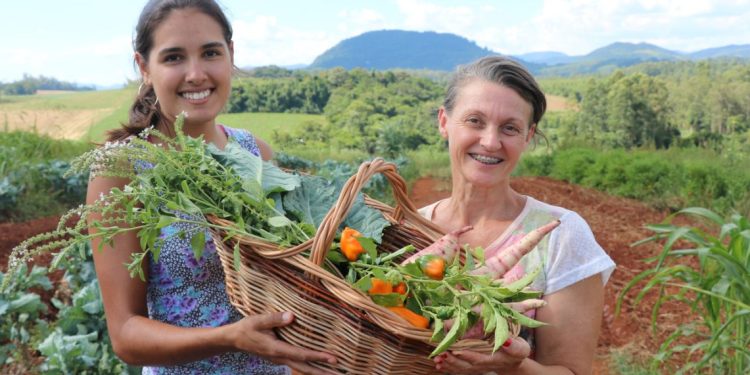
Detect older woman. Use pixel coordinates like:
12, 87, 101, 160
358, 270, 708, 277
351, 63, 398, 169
428, 56, 615, 374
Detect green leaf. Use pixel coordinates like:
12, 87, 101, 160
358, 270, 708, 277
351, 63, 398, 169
177, 192, 202, 215
379, 244, 416, 263
358, 237, 378, 261
326, 249, 348, 264
431, 319, 446, 343
282, 175, 337, 229
370, 293, 405, 307
372, 267, 387, 281
157, 216, 178, 228
399, 262, 424, 277
492, 314, 510, 352
506, 307, 546, 328
353, 276, 372, 293
482, 304, 497, 334
233, 242, 242, 272
504, 266, 541, 292
208, 142, 300, 193
464, 248, 475, 272
677, 207, 724, 226
430, 310, 466, 357
8, 293, 45, 314
342, 194, 390, 242
191, 230, 206, 261
268, 215, 293, 227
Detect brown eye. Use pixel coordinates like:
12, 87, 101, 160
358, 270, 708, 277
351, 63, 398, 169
501, 124, 521, 136
163, 54, 182, 63
204, 49, 221, 58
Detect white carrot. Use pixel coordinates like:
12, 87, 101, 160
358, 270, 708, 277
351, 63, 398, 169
471, 220, 560, 279
400, 225, 473, 265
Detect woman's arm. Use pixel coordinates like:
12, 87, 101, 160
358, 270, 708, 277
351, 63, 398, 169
255, 137, 273, 161
87, 176, 336, 373
532, 273, 603, 374
435, 273, 604, 374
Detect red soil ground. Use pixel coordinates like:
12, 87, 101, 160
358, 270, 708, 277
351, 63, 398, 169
1, 176, 694, 373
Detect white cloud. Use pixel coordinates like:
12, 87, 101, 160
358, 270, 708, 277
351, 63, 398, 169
395, 0, 478, 32
501, 0, 750, 55
335, 8, 393, 38
233, 16, 339, 67
338, 8, 386, 26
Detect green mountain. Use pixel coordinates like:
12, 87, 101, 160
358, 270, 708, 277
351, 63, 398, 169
538, 42, 686, 76
307, 30, 530, 71
307, 31, 749, 77
689, 44, 750, 59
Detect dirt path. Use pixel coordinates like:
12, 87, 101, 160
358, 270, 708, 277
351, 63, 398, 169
1, 176, 692, 373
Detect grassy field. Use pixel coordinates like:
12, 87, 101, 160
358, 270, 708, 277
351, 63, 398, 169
216, 112, 325, 147
1, 88, 327, 145
1, 88, 133, 141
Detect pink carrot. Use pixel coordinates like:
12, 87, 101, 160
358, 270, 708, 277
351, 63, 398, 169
400, 226, 473, 265
471, 220, 560, 279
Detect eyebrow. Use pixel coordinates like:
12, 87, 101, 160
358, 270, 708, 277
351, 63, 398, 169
157, 41, 226, 56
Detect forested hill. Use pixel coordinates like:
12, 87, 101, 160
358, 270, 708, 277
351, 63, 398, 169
307, 29, 750, 76
307, 30, 537, 71
528, 42, 750, 76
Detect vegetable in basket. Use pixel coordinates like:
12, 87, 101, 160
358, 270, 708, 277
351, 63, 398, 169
335, 219, 559, 357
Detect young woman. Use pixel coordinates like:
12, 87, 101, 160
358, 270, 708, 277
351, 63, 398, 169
428, 56, 616, 374
88, 1, 336, 374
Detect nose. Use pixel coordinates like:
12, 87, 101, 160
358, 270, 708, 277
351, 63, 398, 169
479, 127, 502, 151
185, 60, 207, 84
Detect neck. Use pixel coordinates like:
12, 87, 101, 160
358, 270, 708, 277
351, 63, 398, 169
444, 179, 525, 228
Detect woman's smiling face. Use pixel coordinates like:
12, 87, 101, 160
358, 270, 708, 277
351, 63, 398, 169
439, 79, 535, 188
136, 8, 233, 129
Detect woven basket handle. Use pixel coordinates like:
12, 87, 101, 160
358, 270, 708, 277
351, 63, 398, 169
309, 158, 420, 266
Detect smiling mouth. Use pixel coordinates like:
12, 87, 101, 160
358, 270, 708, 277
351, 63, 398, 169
181, 89, 212, 100
470, 153, 503, 165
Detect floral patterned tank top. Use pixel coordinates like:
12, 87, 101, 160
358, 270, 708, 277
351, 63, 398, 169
143, 126, 289, 375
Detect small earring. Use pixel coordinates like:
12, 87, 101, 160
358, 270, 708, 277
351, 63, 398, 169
154, 96, 159, 106
138, 82, 144, 96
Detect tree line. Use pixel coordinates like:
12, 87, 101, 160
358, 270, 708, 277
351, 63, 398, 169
1, 74, 96, 95
541, 59, 750, 154
229, 61, 750, 158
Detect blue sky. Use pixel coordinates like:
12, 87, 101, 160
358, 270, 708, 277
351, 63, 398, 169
2, 0, 750, 87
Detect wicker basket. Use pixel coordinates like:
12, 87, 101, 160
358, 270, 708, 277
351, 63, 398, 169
211, 158, 505, 374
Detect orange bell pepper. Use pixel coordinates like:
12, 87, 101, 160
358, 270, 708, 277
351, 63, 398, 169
340, 227, 364, 261
368, 278, 393, 295
387, 306, 429, 329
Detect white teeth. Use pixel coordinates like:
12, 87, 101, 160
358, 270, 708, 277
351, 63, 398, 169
471, 153, 502, 164
182, 89, 211, 100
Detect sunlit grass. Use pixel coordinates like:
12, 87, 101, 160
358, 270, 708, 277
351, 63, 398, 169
216, 112, 326, 148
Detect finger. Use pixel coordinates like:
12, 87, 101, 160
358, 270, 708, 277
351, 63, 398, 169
500, 337, 531, 359
251, 311, 295, 330
451, 349, 489, 363
438, 352, 473, 374
261, 339, 338, 364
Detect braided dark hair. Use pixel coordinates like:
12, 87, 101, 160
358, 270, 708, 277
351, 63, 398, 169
107, 0, 233, 141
